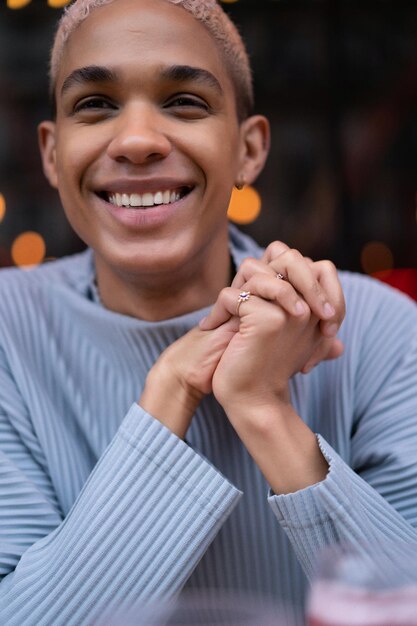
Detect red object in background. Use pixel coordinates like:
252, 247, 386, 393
373, 268, 417, 302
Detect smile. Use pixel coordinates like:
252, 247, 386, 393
106, 187, 191, 208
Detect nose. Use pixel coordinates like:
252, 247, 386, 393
107, 103, 172, 164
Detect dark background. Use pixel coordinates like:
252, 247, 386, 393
1, 0, 416, 272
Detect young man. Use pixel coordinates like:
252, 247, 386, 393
1, 0, 416, 624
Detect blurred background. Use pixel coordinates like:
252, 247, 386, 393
0, 0, 416, 285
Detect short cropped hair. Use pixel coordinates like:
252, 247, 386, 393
49, 0, 254, 121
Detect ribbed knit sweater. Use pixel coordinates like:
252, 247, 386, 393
0, 226, 417, 625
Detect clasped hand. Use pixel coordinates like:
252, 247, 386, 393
140, 242, 345, 442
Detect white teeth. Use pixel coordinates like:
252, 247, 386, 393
154, 192, 163, 205
142, 193, 154, 207
130, 193, 142, 207
108, 189, 187, 208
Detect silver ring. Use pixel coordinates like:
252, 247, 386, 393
276, 272, 287, 281
235, 291, 251, 316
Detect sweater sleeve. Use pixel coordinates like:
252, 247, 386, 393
0, 359, 242, 626
268, 278, 417, 579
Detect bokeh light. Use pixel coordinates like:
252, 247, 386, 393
0, 194, 6, 223
47, 0, 71, 7
6, 0, 70, 7
361, 241, 394, 275
7, 0, 32, 8
11, 232, 46, 268
227, 185, 262, 224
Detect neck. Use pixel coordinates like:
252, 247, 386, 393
94, 240, 233, 321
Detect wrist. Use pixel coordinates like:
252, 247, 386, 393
220, 387, 291, 426
223, 399, 328, 494
140, 361, 204, 439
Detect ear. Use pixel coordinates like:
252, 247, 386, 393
38, 120, 59, 189
236, 114, 270, 186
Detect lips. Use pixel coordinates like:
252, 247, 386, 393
101, 185, 192, 208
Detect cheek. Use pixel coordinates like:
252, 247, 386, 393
55, 129, 103, 183
195, 137, 239, 186
182, 119, 239, 169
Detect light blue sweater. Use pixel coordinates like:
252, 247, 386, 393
0, 226, 416, 625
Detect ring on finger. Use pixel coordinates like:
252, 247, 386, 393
276, 272, 287, 281
235, 290, 251, 316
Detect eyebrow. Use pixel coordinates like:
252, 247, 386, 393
61, 66, 117, 96
60, 64, 223, 96
160, 65, 223, 95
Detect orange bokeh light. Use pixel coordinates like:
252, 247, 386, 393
7, 0, 32, 8
0, 194, 6, 223
361, 241, 394, 275
11, 232, 46, 268
47, 0, 71, 7
227, 185, 262, 224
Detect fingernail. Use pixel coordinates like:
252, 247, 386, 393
323, 302, 336, 318
324, 322, 338, 337
294, 300, 307, 316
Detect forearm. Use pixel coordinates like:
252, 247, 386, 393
225, 399, 328, 495
1, 405, 241, 626
268, 435, 417, 579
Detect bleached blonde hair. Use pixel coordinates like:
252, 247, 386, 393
49, 0, 254, 120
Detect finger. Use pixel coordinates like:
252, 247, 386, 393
267, 249, 336, 322
199, 287, 239, 330
301, 338, 345, 373
243, 272, 308, 317
201, 276, 313, 332
311, 260, 346, 337
201, 287, 286, 331
231, 256, 276, 290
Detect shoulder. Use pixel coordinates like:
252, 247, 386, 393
337, 270, 417, 371
0, 249, 93, 293
0, 250, 94, 325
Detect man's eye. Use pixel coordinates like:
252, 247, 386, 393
166, 96, 209, 111
74, 97, 115, 113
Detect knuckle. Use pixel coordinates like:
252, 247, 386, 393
287, 248, 303, 263
310, 280, 322, 297
315, 259, 336, 273
219, 286, 231, 300
266, 241, 288, 258
321, 259, 337, 273
240, 257, 256, 274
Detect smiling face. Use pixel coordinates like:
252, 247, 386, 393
39, 0, 268, 301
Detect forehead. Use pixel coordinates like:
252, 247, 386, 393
56, 0, 231, 94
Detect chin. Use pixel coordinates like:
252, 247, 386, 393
105, 246, 192, 278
